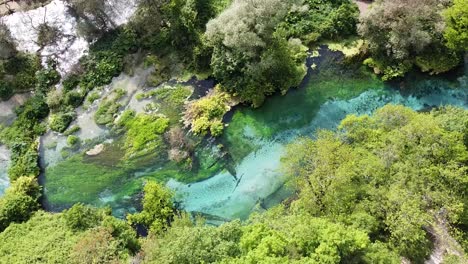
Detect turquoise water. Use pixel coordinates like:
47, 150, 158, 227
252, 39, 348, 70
39, 49, 468, 220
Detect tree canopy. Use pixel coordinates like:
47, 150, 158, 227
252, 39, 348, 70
358, 0, 462, 79
283, 105, 468, 262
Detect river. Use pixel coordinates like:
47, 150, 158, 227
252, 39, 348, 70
36, 47, 467, 221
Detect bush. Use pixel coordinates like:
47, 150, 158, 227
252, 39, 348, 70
8, 142, 40, 181
0, 81, 13, 100
127, 181, 174, 233
63, 203, 102, 231
35, 60, 60, 95
0, 176, 41, 232
46, 89, 63, 110
62, 74, 81, 92
49, 112, 75, 133
80, 51, 123, 91
64, 90, 85, 108
66, 135, 80, 146
183, 90, 234, 136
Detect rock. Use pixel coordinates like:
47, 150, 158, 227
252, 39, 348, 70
86, 144, 104, 156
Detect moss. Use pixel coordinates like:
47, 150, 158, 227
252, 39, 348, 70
86, 91, 100, 104
67, 135, 80, 147
325, 38, 364, 58
63, 125, 81, 136
94, 100, 122, 126
122, 113, 170, 159
45, 155, 130, 206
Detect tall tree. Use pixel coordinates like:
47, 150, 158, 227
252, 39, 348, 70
358, 0, 460, 79
205, 0, 307, 107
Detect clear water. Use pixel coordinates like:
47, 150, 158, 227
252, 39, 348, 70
37, 49, 468, 221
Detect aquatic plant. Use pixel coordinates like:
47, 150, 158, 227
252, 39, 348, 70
183, 88, 236, 136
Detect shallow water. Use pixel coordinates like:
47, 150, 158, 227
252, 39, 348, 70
38, 49, 468, 221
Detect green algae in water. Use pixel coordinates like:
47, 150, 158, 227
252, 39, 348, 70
42, 47, 467, 220
223, 62, 384, 163
45, 155, 133, 207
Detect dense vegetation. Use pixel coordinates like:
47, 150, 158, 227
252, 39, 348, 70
358, 0, 464, 80
1, 106, 467, 263
0, 0, 467, 263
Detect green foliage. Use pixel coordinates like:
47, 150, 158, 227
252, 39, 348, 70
363, 58, 413, 81
80, 51, 123, 91
69, 226, 122, 264
206, 0, 307, 106
283, 105, 468, 262
63, 203, 102, 231
62, 74, 81, 92
0, 211, 80, 263
0, 209, 138, 263
94, 89, 127, 125
183, 90, 232, 136
127, 181, 174, 233
443, 0, 468, 51
7, 142, 41, 181
142, 208, 399, 263
278, 0, 359, 44
67, 135, 80, 146
0, 177, 41, 232
0, 53, 40, 99
131, 0, 217, 71
142, 216, 242, 263
35, 61, 61, 95
0, 95, 49, 181
95, 99, 122, 125
49, 112, 75, 133
101, 215, 140, 254
120, 112, 170, 158
415, 47, 461, 75
358, 0, 461, 79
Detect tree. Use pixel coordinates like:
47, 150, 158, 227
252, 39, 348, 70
443, 0, 468, 51
283, 105, 468, 262
127, 181, 175, 233
37, 23, 60, 48
0, 22, 16, 59
63, 203, 102, 231
65, 0, 113, 39
205, 0, 307, 106
69, 227, 121, 264
358, 0, 460, 79
0, 176, 41, 231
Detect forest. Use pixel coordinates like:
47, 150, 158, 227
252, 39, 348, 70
0, 0, 467, 263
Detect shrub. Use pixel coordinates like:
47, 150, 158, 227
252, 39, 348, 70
49, 112, 75, 133
127, 181, 174, 233
0, 81, 13, 100
183, 90, 234, 136
0, 176, 41, 231
63, 203, 102, 231
66, 135, 80, 146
